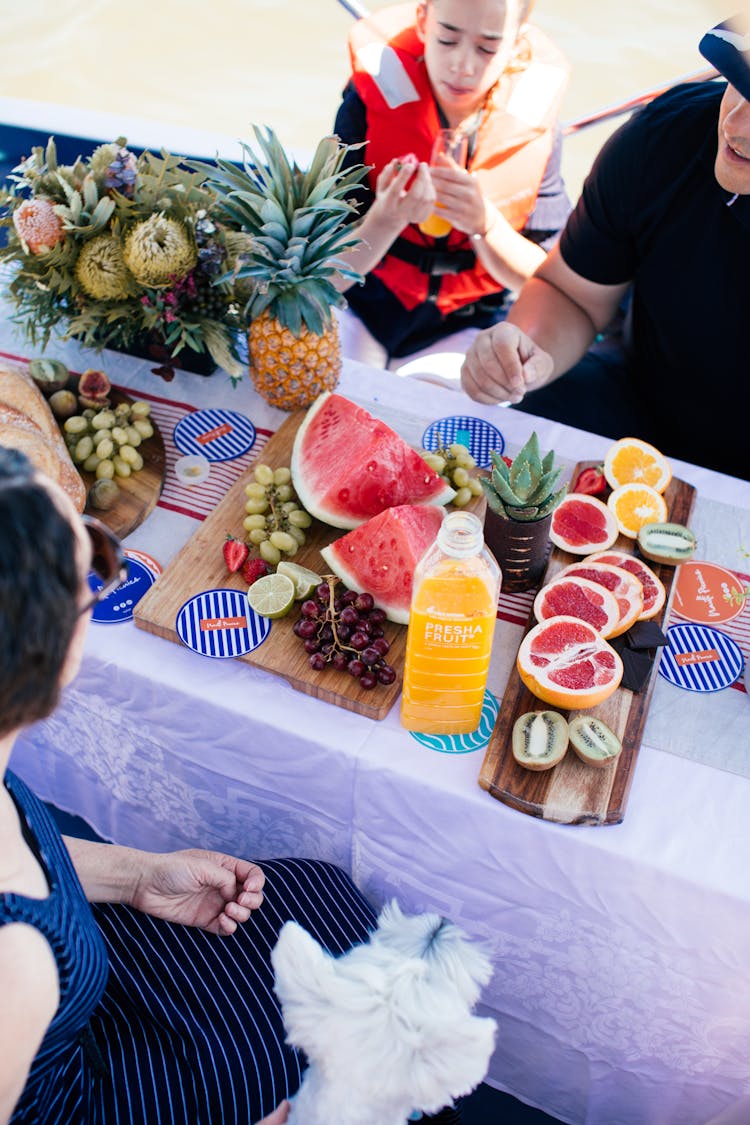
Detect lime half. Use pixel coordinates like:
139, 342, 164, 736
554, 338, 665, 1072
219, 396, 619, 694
246, 573, 296, 620
276, 560, 321, 600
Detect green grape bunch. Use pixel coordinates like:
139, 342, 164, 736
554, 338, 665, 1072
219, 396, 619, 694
419, 443, 484, 508
242, 463, 313, 566
62, 399, 153, 480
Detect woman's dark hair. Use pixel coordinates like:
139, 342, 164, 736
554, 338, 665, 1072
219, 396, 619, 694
0, 448, 80, 736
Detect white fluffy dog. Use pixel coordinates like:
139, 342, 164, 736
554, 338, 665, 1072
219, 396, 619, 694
271, 900, 496, 1125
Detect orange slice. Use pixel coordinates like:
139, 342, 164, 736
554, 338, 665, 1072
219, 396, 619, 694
517, 616, 623, 710
607, 482, 668, 539
557, 561, 643, 637
603, 437, 672, 493
533, 575, 620, 637
584, 550, 666, 620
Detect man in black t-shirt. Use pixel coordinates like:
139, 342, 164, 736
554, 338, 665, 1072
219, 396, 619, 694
460, 18, 750, 481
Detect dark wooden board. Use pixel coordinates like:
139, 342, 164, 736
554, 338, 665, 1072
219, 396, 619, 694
79, 387, 166, 540
133, 409, 485, 721
478, 465, 696, 825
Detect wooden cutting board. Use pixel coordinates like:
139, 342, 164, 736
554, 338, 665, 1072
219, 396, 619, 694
134, 409, 485, 721
478, 466, 696, 825
80, 386, 166, 540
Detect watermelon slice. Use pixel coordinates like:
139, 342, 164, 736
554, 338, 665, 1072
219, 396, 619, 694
291, 392, 455, 529
320, 504, 444, 624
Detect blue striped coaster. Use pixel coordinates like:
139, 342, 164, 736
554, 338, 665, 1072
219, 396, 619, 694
421, 415, 505, 469
658, 623, 743, 693
173, 409, 257, 462
176, 588, 271, 658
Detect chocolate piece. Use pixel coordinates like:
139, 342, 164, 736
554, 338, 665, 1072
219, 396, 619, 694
625, 621, 669, 650
619, 646, 655, 693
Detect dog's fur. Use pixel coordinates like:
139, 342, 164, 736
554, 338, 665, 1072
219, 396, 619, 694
271, 900, 496, 1125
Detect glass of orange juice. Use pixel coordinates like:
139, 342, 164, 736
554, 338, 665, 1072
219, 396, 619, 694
418, 128, 469, 238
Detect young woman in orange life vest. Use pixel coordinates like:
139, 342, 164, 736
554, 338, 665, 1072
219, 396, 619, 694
333, 0, 571, 359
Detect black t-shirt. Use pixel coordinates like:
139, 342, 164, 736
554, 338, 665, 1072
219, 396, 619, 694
560, 82, 750, 480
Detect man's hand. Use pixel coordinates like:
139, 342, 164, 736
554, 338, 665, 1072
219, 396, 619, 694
257, 1100, 289, 1124
131, 849, 265, 936
461, 323, 555, 405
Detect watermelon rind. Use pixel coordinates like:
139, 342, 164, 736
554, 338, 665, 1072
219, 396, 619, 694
320, 503, 444, 624
291, 392, 455, 529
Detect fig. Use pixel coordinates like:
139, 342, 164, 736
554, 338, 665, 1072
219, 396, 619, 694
78, 367, 111, 409
48, 389, 79, 419
512, 710, 569, 771
29, 358, 69, 395
88, 478, 120, 510
568, 716, 622, 768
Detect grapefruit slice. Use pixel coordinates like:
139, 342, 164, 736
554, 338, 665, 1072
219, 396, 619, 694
517, 616, 624, 710
584, 550, 666, 620
603, 436, 672, 493
549, 493, 618, 555
291, 392, 456, 528
320, 503, 444, 624
533, 575, 620, 637
557, 561, 643, 637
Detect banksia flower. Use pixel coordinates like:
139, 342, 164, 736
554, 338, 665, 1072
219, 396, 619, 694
123, 214, 196, 287
12, 198, 65, 253
75, 233, 133, 300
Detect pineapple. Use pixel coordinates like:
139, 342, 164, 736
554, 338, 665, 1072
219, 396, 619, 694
192, 128, 366, 410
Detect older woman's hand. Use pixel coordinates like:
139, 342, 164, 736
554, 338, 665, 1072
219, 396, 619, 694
131, 848, 265, 936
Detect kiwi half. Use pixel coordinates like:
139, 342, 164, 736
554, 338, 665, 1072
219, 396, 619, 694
637, 522, 696, 565
568, 716, 622, 768
512, 711, 569, 771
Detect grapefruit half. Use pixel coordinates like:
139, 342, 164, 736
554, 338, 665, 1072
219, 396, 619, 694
583, 550, 666, 620
557, 561, 644, 637
549, 493, 618, 554
533, 575, 620, 637
517, 616, 624, 710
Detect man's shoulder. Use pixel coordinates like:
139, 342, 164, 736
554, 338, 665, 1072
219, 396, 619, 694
631, 81, 724, 144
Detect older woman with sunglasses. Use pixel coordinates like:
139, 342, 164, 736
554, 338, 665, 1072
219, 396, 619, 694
0, 448, 377, 1124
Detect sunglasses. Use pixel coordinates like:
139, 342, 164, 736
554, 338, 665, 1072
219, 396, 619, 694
78, 515, 129, 616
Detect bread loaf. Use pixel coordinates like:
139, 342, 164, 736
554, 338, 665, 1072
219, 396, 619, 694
0, 363, 86, 511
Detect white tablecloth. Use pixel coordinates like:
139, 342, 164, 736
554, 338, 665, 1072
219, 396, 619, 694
5, 325, 750, 1125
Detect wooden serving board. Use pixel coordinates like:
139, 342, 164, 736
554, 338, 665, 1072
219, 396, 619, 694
478, 466, 696, 825
133, 410, 485, 721
79, 387, 166, 540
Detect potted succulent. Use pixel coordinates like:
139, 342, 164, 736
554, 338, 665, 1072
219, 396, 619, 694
481, 431, 567, 591
0, 138, 245, 381
191, 126, 367, 411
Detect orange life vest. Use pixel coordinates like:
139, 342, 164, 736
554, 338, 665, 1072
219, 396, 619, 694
347, 3, 570, 314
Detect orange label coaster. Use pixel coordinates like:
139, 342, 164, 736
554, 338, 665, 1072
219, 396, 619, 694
672, 561, 747, 625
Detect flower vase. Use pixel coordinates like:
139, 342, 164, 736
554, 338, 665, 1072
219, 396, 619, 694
482, 510, 552, 593
109, 331, 218, 376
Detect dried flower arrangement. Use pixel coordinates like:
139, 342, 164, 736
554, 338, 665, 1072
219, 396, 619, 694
0, 138, 245, 380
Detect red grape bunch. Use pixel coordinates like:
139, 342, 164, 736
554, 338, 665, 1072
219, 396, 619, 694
292, 576, 397, 690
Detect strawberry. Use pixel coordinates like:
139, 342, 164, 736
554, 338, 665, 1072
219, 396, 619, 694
502, 455, 513, 468
241, 557, 271, 586
572, 465, 607, 495
223, 534, 249, 573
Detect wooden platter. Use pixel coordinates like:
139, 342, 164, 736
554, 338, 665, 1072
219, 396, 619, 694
133, 410, 484, 721
79, 386, 166, 540
478, 465, 696, 825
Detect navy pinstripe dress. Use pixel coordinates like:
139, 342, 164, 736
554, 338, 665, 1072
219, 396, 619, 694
2, 772, 377, 1124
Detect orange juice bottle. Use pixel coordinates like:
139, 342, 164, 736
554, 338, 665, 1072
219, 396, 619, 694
401, 511, 501, 735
